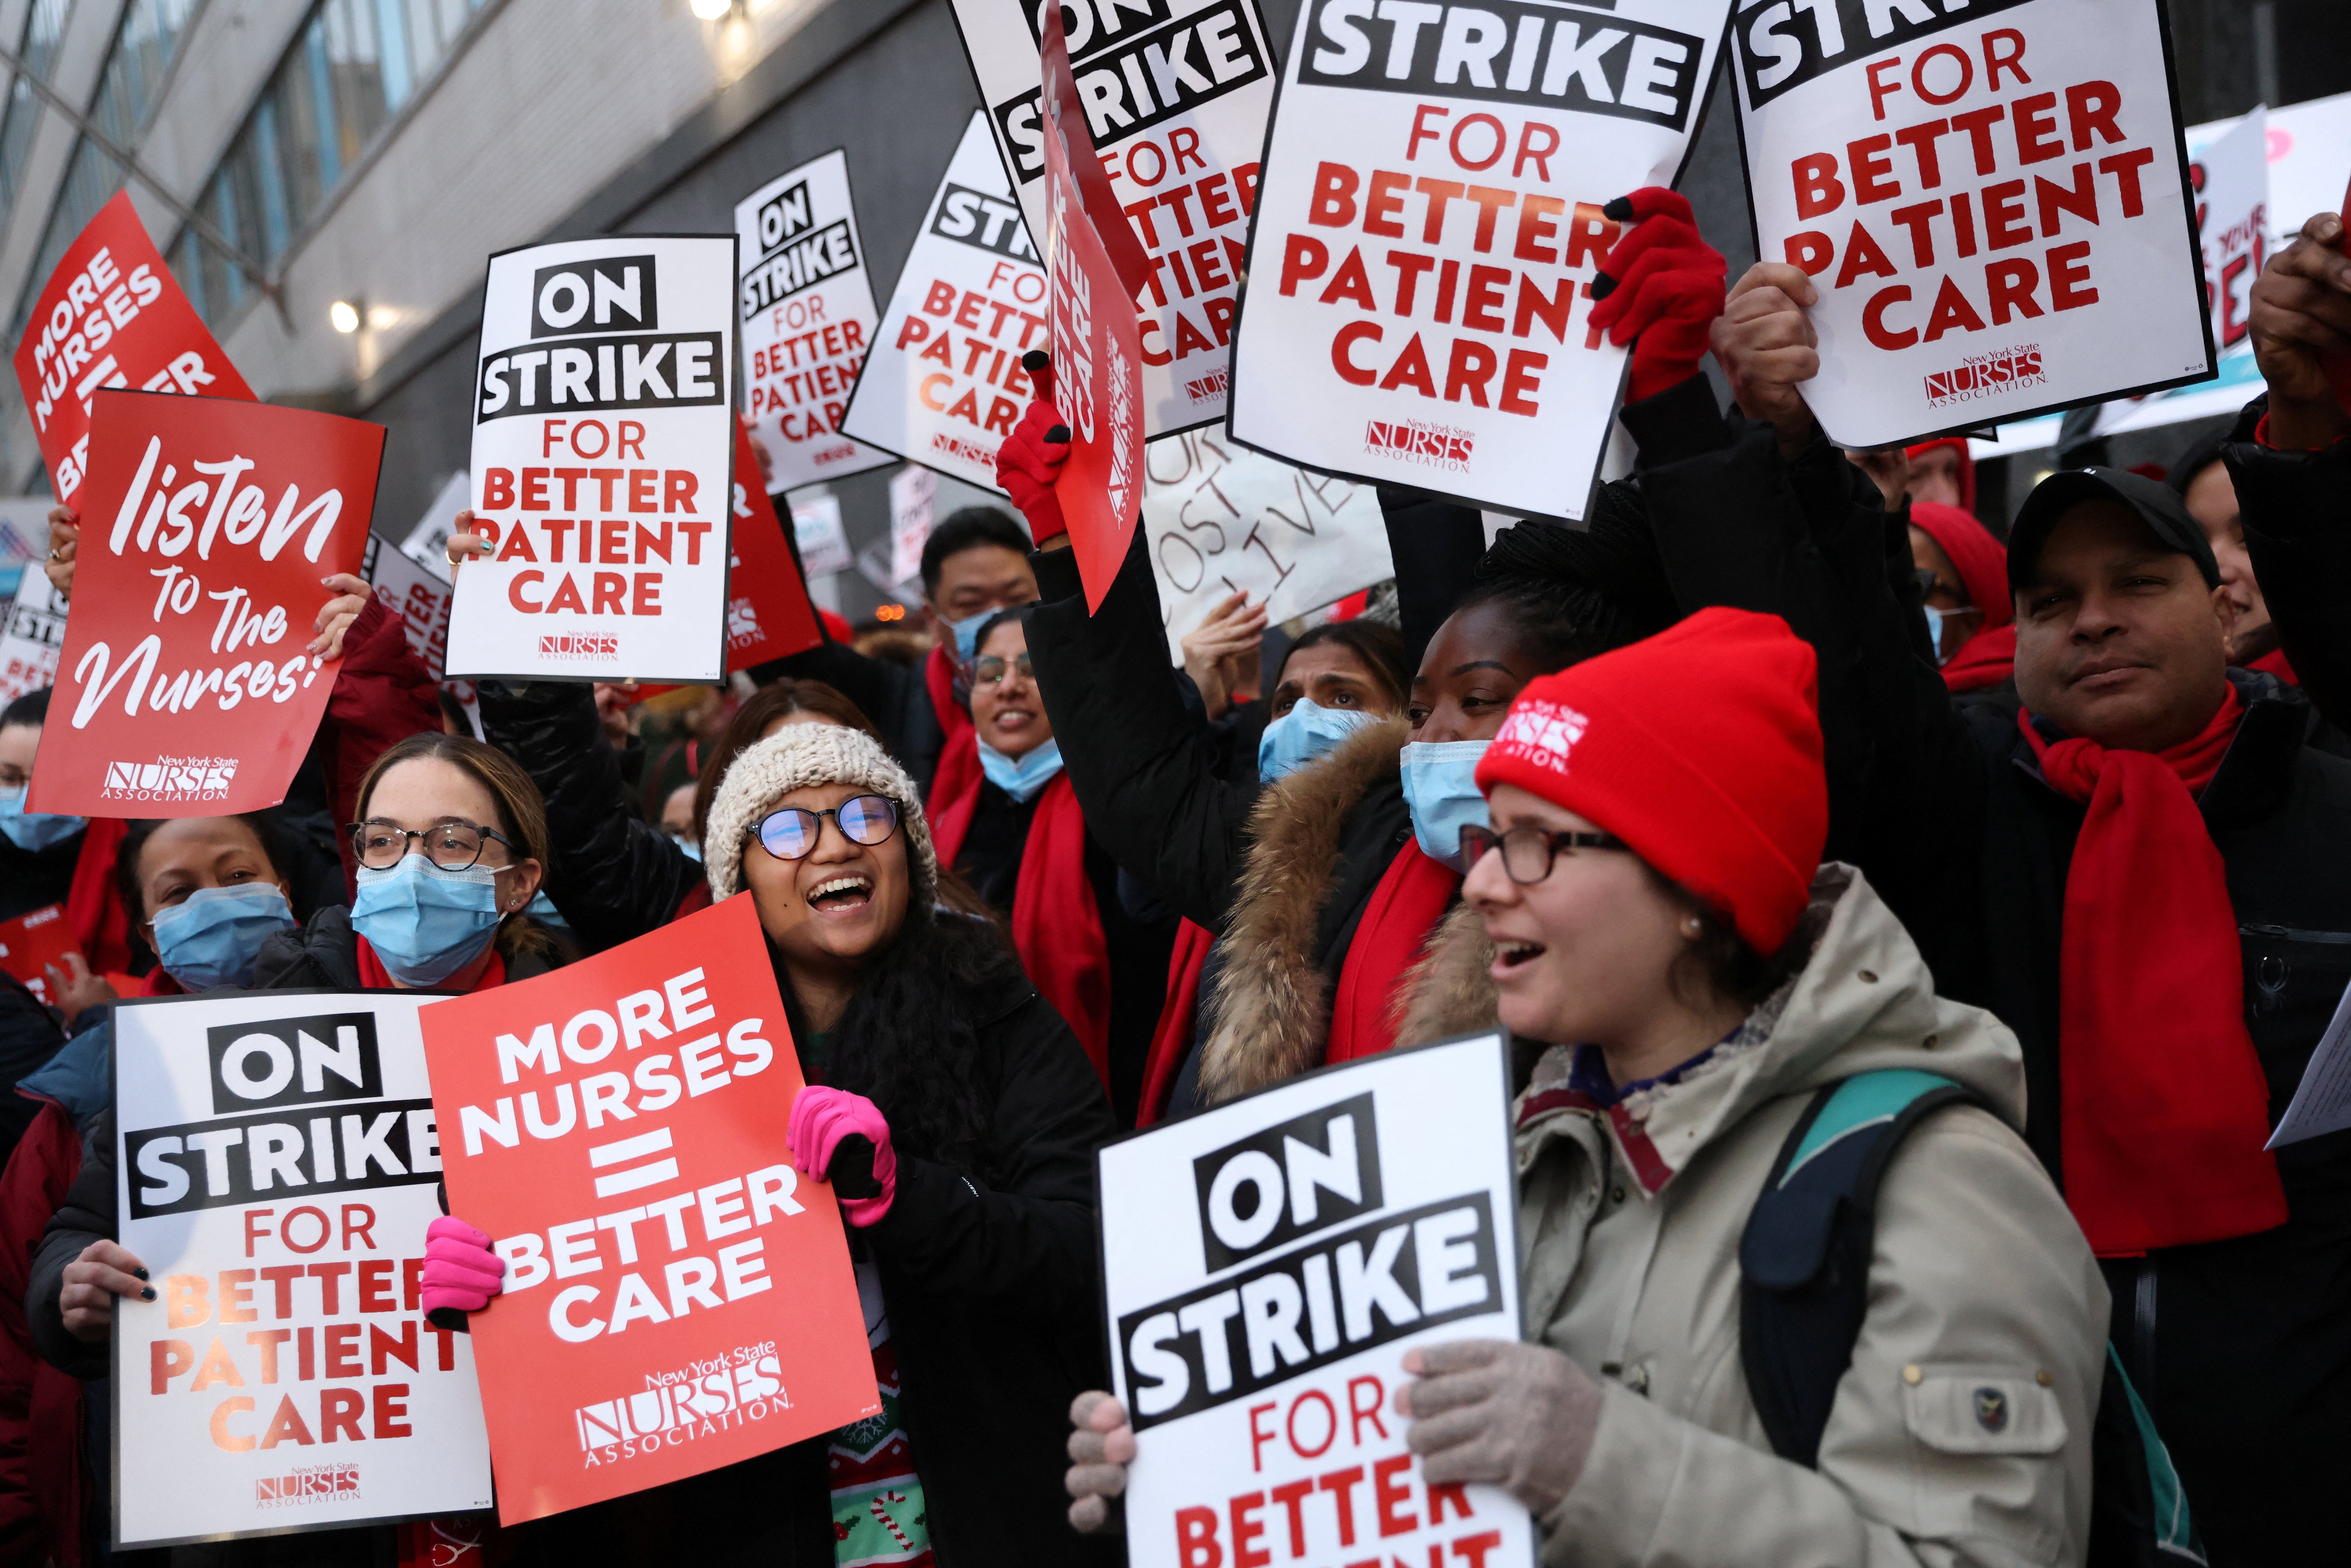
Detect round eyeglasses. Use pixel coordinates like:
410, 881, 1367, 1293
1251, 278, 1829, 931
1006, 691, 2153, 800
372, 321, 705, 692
1458, 823, 1628, 884
756, 794, 902, 861
348, 820, 517, 872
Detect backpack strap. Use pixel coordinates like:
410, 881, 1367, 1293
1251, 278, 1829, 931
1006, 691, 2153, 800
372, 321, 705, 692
1739, 1069, 1989, 1469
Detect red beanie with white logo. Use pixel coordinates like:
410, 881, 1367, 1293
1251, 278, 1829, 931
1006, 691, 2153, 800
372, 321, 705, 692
1473, 607, 1827, 954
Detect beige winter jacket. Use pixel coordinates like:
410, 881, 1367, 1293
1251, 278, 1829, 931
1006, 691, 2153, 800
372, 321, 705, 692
1398, 864, 2109, 1568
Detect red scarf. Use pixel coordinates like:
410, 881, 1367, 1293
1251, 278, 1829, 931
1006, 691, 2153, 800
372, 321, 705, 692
2018, 688, 2288, 1255
1941, 623, 2016, 693
931, 766, 1115, 1088
923, 645, 981, 818
355, 935, 510, 993
2250, 646, 2298, 684
1327, 842, 1461, 1062
65, 818, 131, 975
139, 967, 183, 997
1139, 919, 1215, 1126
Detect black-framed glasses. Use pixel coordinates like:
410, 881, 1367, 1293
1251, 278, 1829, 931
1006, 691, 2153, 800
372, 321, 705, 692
349, 820, 516, 872
1912, 568, 1981, 617
756, 795, 901, 861
972, 653, 1034, 688
1459, 823, 1628, 884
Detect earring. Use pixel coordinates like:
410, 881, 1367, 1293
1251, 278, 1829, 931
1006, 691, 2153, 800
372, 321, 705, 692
1682, 917, 1703, 938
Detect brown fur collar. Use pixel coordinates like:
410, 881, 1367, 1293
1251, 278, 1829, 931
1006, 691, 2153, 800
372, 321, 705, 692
1198, 716, 1410, 1106
1390, 901, 1500, 1049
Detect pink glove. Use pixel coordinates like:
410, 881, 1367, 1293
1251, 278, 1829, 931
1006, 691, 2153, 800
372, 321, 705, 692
421, 1216, 503, 1329
1587, 187, 1729, 404
787, 1086, 898, 1226
995, 353, 1071, 544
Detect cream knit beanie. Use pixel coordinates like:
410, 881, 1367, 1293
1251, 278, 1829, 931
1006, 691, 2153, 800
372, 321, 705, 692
703, 724, 938, 906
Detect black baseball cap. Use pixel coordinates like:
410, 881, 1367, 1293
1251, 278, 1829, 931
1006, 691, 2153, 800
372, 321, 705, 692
2005, 466, 2220, 597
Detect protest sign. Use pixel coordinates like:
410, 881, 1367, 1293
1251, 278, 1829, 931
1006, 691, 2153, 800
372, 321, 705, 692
448, 235, 738, 685
949, 0, 1276, 435
0, 564, 68, 704
28, 392, 383, 819
1227, 0, 1732, 522
111, 990, 493, 1547
0, 902, 79, 1006
736, 150, 895, 490
2192, 106, 2268, 357
362, 535, 453, 681
888, 465, 936, 588
790, 492, 851, 579
1098, 1031, 1530, 1568
1731, 0, 2213, 447
721, 423, 824, 668
842, 113, 1048, 494
398, 472, 471, 585
13, 191, 255, 508
1143, 431, 1391, 665
421, 892, 874, 1525
1040, 6, 1148, 611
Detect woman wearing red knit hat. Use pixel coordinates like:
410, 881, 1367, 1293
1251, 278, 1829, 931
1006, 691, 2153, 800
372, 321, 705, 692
1067, 608, 2115, 1565
1909, 500, 2017, 696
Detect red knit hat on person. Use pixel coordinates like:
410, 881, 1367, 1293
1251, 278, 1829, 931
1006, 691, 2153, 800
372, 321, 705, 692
1474, 607, 1828, 955
1909, 502, 2011, 630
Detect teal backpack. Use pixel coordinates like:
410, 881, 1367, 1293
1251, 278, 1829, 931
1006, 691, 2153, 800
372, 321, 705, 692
1739, 1070, 2205, 1566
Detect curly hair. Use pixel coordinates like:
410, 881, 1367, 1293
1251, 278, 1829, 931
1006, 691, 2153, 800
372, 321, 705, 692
1458, 486, 1680, 672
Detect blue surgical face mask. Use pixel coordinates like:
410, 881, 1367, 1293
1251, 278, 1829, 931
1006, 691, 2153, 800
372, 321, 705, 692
944, 608, 994, 666
0, 785, 85, 852
1922, 605, 1950, 666
149, 883, 297, 991
670, 834, 703, 863
980, 737, 1064, 803
350, 855, 507, 987
525, 890, 572, 934
1400, 740, 1492, 871
1258, 699, 1376, 784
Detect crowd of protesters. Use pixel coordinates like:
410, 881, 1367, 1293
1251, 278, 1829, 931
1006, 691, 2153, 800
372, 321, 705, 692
1, 190, 2349, 1568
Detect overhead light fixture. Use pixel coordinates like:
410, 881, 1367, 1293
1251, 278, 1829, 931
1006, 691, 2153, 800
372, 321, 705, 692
689, 0, 732, 18
329, 299, 361, 333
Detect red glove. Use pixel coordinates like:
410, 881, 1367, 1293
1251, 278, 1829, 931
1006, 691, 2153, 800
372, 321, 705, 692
420, 1216, 503, 1329
996, 351, 1072, 544
1587, 188, 1729, 404
787, 1085, 899, 1226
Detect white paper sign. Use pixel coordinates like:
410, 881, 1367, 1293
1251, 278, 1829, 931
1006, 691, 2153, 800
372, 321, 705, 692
450, 235, 737, 683
736, 150, 896, 490
888, 465, 937, 588
1099, 1033, 1531, 1568
950, 0, 1277, 434
2192, 106, 2268, 358
112, 991, 493, 1548
2269, 975, 2351, 1149
398, 472, 470, 585
1732, 0, 2213, 446
842, 113, 1047, 494
789, 492, 851, 579
1145, 430, 1391, 664
1228, 0, 1730, 522
361, 533, 454, 681
0, 565, 67, 704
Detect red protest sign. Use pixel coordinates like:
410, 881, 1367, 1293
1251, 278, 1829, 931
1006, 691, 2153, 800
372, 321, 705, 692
1041, 9, 1145, 613
27, 391, 383, 818
12, 191, 253, 507
0, 902, 79, 1006
421, 892, 875, 1526
723, 423, 824, 668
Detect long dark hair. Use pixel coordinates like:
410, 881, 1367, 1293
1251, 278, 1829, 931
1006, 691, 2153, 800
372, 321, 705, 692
779, 904, 1021, 1171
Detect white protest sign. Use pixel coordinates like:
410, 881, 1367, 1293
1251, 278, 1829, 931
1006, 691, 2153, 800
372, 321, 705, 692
0, 565, 66, 704
1227, 0, 1731, 522
1732, 0, 2213, 447
949, 0, 1276, 434
889, 465, 937, 588
111, 991, 492, 1548
789, 491, 852, 578
1100, 1032, 1530, 1568
1145, 430, 1391, 664
2193, 106, 2268, 358
397, 472, 470, 585
361, 534, 453, 681
449, 235, 737, 683
736, 150, 895, 490
842, 113, 1047, 494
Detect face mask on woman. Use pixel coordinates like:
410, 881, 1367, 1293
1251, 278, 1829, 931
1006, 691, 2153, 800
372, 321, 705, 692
350, 855, 507, 986
150, 884, 297, 990
980, 737, 1064, 803
1399, 740, 1491, 870
1258, 699, 1376, 783
1922, 605, 1951, 666
944, 609, 994, 667
0, 785, 85, 852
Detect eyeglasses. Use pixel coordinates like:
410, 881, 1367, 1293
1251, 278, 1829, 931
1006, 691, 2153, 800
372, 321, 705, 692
756, 794, 901, 861
971, 653, 1034, 688
1912, 569, 1982, 617
349, 820, 516, 872
1459, 823, 1628, 884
